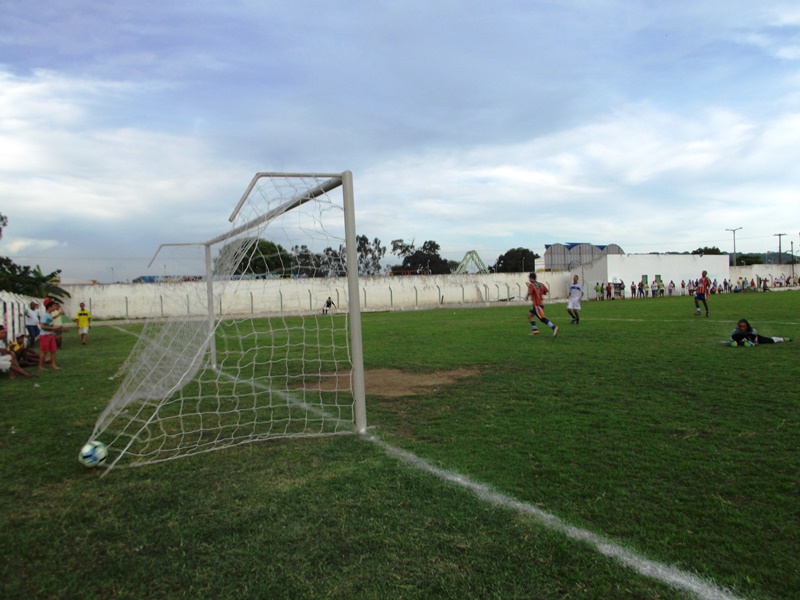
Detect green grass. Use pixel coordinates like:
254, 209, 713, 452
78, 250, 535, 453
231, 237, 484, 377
1, 291, 798, 599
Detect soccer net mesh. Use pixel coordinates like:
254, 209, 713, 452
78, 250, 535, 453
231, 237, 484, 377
88, 172, 366, 472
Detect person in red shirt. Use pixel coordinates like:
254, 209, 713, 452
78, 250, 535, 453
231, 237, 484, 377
525, 272, 559, 338
694, 270, 712, 317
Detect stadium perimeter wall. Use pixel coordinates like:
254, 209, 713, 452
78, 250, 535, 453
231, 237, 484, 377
8, 260, 797, 326
578, 254, 730, 298
59, 272, 571, 321
574, 255, 796, 299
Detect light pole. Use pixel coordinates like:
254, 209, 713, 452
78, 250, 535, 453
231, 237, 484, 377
774, 233, 787, 265
725, 227, 741, 266
111, 267, 115, 283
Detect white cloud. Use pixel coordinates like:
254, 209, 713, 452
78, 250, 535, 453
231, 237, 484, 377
2, 2, 800, 280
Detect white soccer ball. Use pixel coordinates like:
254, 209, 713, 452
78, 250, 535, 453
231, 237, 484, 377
79, 441, 108, 468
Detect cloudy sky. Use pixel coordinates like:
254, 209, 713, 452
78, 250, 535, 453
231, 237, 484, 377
2, 0, 799, 282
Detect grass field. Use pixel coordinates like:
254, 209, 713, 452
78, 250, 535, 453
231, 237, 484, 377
1, 290, 798, 599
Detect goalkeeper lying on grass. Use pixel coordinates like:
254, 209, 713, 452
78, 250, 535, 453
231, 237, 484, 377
730, 319, 792, 347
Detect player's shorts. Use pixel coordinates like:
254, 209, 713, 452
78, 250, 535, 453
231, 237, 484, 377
695, 293, 707, 301
567, 299, 581, 311
79, 327, 89, 335
39, 334, 57, 353
529, 305, 547, 320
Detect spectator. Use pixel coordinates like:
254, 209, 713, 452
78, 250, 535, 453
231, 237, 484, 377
38, 299, 63, 371
0, 325, 37, 379
25, 301, 40, 345
73, 302, 92, 345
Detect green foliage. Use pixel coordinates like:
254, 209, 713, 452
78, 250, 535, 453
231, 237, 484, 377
691, 246, 723, 255
735, 252, 763, 266
215, 238, 293, 276
214, 236, 384, 278
494, 247, 540, 273
390, 238, 415, 258
0, 256, 71, 301
248, 239, 293, 275
355, 235, 386, 275
390, 239, 452, 274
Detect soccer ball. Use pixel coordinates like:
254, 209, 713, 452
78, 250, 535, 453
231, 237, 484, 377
79, 441, 108, 467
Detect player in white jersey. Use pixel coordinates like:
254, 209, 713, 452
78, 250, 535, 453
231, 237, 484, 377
566, 275, 584, 324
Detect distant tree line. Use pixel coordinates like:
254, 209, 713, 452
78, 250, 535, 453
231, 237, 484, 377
213, 236, 545, 278
688, 246, 791, 266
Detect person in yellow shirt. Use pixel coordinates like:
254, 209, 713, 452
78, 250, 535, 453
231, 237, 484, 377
11, 333, 40, 367
73, 302, 92, 345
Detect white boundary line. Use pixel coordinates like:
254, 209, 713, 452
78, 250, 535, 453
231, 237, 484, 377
368, 435, 743, 600
583, 317, 800, 326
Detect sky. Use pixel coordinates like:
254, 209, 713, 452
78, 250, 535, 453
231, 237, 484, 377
1, 0, 800, 283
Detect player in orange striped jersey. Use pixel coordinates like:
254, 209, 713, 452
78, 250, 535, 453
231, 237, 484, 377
525, 272, 559, 337
694, 270, 712, 317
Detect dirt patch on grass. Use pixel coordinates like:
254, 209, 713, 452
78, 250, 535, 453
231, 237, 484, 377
364, 368, 478, 397
297, 368, 478, 398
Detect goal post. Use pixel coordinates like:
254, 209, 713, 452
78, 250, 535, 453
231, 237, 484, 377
341, 171, 368, 434
88, 171, 367, 472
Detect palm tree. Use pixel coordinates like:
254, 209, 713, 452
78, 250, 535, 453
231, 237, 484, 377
30, 265, 71, 301
0, 257, 71, 301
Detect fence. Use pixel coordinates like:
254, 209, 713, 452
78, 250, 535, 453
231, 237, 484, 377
0, 291, 40, 340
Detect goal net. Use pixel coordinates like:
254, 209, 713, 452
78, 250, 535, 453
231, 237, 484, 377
87, 171, 367, 472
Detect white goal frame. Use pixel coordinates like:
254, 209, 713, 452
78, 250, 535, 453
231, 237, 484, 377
90, 170, 367, 472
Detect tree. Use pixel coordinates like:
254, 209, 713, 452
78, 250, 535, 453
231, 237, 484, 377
216, 238, 293, 276
0, 212, 7, 240
494, 247, 540, 273
320, 246, 346, 277
355, 235, 386, 276
691, 246, 723, 255
736, 253, 763, 266
291, 244, 318, 277
390, 238, 415, 259
390, 239, 451, 275
0, 257, 70, 301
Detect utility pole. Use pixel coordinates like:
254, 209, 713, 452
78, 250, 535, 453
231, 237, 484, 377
725, 227, 741, 266
774, 233, 787, 265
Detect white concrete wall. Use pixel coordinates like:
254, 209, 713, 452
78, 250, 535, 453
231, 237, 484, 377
43, 256, 800, 322
574, 254, 731, 299
60, 272, 571, 320
730, 264, 799, 287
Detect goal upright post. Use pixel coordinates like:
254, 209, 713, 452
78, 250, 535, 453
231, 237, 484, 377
342, 170, 367, 434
